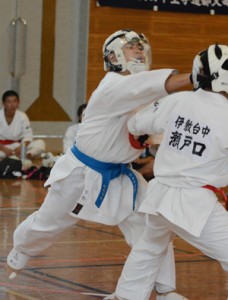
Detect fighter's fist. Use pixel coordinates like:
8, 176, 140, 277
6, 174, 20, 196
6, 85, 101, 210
129, 133, 149, 149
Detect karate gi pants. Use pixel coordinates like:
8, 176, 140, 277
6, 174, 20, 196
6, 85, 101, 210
115, 202, 228, 300
12, 166, 176, 293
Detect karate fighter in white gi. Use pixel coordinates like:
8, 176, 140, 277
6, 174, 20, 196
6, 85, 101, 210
112, 44, 228, 300
0, 90, 45, 160
6, 29, 191, 300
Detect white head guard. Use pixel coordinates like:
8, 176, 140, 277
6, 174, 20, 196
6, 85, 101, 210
103, 29, 152, 74
192, 44, 228, 93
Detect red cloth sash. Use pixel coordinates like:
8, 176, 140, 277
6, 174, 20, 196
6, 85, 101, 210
0, 140, 20, 145
203, 184, 228, 211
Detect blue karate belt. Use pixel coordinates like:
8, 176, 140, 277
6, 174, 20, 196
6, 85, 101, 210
71, 145, 138, 210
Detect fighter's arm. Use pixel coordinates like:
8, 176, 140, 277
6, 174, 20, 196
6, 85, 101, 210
107, 69, 184, 116
128, 93, 178, 138
128, 101, 162, 137
165, 73, 192, 94
126, 72, 191, 148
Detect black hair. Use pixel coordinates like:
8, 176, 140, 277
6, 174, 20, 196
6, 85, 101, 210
2, 90, 19, 103
77, 103, 87, 122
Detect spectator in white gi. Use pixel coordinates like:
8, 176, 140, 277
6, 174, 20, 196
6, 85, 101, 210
63, 103, 87, 153
0, 90, 45, 160
112, 44, 228, 300
6, 29, 192, 300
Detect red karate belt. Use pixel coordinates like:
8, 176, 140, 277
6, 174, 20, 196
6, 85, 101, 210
0, 140, 20, 145
203, 184, 228, 211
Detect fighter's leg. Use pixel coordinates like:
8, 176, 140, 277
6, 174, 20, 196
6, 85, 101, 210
7, 167, 85, 272
116, 214, 174, 300
118, 212, 176, 293
118, 211, 146, 247
172, 202, 228, 272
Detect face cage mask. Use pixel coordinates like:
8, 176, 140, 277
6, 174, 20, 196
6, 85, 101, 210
103, 31, 152, 74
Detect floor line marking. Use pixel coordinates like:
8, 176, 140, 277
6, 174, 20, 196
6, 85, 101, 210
3, 288, 38, 300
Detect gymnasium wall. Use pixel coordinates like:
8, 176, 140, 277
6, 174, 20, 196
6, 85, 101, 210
0, 0, 90, 136
87, 0, 228, 99
0, 1, 226, 141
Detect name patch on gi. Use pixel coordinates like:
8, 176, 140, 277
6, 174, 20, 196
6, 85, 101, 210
72, 203, 83, 215
165, 113, 213, 162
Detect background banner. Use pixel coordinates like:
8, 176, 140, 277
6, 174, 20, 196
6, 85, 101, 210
97, 0, 228, 15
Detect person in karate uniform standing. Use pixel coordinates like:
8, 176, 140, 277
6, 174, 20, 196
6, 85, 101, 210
6, 29, 191, 300
112, 44, 228, 300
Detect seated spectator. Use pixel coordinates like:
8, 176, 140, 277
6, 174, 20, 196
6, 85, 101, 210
41, 104, 88, 169
0, 90, 45, 161
63, 103, 87, 153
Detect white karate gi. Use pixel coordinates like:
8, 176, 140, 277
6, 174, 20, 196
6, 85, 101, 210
11, 69, 177, 292
115, 89, 228, 300
0, 109, 45, 158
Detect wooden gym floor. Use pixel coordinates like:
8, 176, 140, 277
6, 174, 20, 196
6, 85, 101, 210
0, 179, 227, 300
